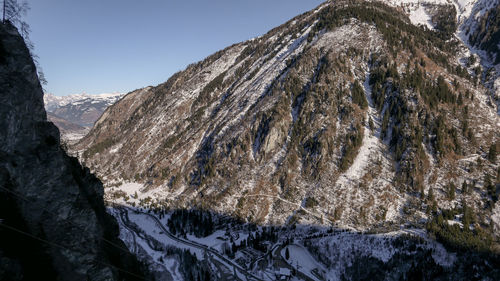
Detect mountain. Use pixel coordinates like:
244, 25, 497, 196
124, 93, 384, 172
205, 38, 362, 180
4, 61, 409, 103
387, 0, 500, 107
76, 0, 499, 228
43, 92, 123, 142
44, 92, 123, 127
0, 22, 148, 280
70, 0, 500, 279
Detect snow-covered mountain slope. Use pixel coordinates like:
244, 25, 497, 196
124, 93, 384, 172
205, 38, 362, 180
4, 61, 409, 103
382, 0, 481, 22
44, 92, 123, 127
382, 0, 500, 110
75, 0, 499, 238
458, 0, 500, 112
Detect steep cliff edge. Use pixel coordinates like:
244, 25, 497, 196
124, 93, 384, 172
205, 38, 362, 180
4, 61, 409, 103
0, 23, 147, 280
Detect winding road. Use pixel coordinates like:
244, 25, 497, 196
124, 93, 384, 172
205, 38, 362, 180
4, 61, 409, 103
116, 206, 263, 281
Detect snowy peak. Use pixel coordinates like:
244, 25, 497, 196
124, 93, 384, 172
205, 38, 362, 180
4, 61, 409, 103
43, 92, 124, 142
44, 92, 123, 127
44, 92, 123, 112
379, 0, 479, 27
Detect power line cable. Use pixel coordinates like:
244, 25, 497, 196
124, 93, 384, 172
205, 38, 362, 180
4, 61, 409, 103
0, 222, 148, 280
0, 185, 134, 256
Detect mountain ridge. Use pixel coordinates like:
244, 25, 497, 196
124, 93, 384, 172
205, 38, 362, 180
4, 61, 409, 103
44, 92, 123, 111
75, 0, 499, 234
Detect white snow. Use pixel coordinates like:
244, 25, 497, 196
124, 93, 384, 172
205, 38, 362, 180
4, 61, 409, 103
281, 244, 326, 281
382, 0, 483, 27
492, 200, 500, 234
446, 220, 464, 227
305, 229, 456, 280
408, 5, 434, 29
186, 230, 227, 251
60, 130, 89, 142
44, 92, 123, 111
118, 182, 143, 195
126, 210, 205, 259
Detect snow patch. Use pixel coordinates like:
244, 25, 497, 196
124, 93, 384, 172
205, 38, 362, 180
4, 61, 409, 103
281, 244, 326, 281
408, 5, 434, 29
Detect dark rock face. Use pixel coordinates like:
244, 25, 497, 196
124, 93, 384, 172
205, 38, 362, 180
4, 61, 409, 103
0, 23, 147, 280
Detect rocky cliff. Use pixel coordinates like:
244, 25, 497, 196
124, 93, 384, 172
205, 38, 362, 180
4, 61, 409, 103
0, 22, 147, 280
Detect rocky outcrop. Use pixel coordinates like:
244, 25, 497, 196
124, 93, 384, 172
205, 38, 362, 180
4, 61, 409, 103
0, 22, 147, 280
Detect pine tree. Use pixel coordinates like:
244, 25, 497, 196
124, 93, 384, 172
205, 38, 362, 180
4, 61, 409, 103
457, 93, 463, 105
352, 80, 368, 109
484, 173, 495, 199
462, 201, 472, 229
431, 200, 438, 214
496, 167, 500, 185
488, 143, 497, 163
484, 173, 492, 189
427, 188, 435, 202
285, 247, 290, 260
447, 182, 456, 200
462, 180, 468, 194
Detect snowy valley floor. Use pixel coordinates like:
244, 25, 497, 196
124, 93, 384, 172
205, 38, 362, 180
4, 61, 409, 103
104, 204, 495, 281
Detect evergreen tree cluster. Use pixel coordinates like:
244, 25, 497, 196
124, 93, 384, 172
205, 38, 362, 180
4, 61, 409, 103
159, 247, 213, 281
228, 226, 280, 255
339, 123, 363, 171
178, 249, 212, 281
167, 209, 214, 238
83, 137, 116, 159
426, 206, 492, 252
430, 5, 457, 40
309, 1, 458, 63
351, 80, 367, 109
246, 227, 279, 252
468, 4, 500, 64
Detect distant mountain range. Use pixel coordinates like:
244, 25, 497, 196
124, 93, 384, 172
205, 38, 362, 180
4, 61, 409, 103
44, 92, 123, 141
44, 92, 123, 127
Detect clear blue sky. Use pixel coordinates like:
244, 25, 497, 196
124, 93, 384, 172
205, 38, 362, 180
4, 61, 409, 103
24, 0, 324, 96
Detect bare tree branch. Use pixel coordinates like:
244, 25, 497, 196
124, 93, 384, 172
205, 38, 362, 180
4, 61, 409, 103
3, 0, 47, 86
4, 0, 29, 24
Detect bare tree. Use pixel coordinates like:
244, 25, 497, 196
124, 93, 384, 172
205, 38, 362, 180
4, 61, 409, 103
2, 0, 46, 86
3, 0, 29, 25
